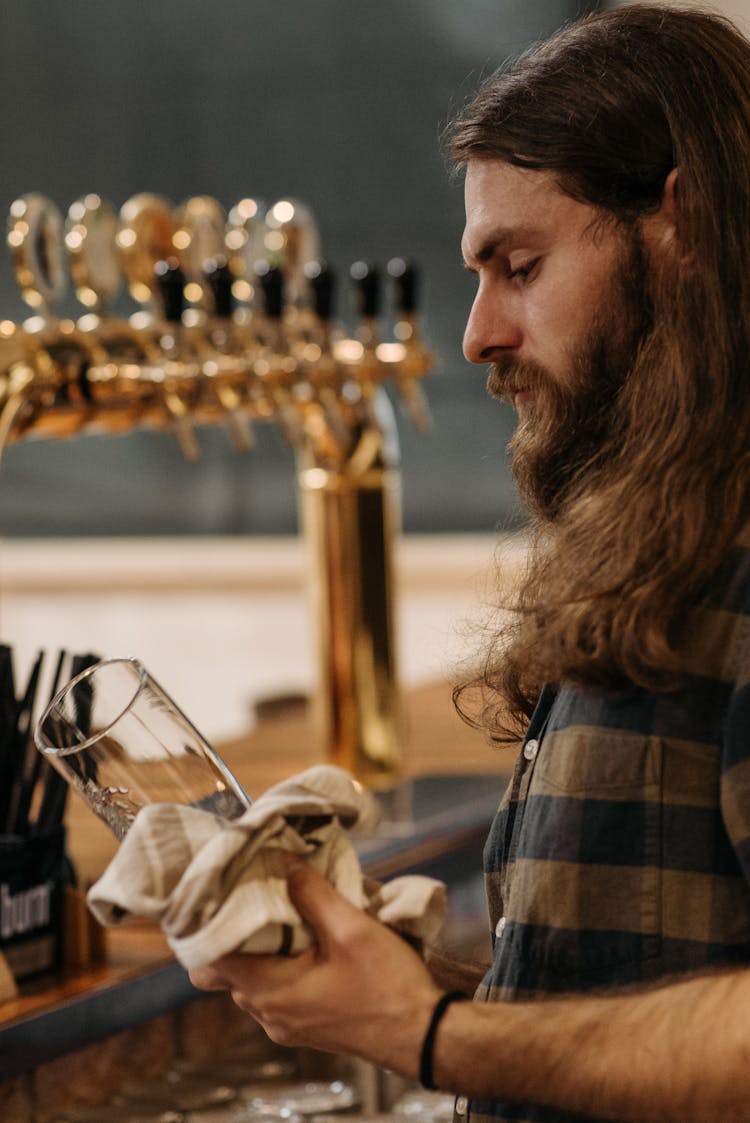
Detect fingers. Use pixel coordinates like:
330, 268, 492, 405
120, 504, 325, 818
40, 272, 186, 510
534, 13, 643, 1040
285, 859, 363, 949
189, 952, 276, 993
189, 862, 365, 999
189, 962, 231, 992
191, 948, 317, 997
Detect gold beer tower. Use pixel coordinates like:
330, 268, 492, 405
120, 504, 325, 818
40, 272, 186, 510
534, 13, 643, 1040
0, 192, 434, 789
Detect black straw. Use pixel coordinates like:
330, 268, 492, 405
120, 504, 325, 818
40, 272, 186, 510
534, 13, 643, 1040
7, 650, 45, 834
0, 645, 18, 830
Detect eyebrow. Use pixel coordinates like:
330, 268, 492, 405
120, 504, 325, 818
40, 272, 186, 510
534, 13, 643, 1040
461, 224, 541, 269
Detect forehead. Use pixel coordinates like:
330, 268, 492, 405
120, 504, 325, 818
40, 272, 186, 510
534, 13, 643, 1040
461, 159, 599, 260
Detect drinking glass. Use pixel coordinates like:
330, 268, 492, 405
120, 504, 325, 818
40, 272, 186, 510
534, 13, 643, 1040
34, 656, 251, 840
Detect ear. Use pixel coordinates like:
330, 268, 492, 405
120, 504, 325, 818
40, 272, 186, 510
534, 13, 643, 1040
640, 167, 679, 257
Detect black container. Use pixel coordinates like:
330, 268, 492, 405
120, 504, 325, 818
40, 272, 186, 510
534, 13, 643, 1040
0, 826, 68, 980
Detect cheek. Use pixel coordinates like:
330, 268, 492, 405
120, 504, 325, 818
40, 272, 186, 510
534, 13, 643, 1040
524, 294, 584, 366
525, 264, 614, 364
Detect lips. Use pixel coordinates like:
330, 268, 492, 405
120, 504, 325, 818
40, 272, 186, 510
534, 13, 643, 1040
487, 370, 518, 402
487, 359, 543, 404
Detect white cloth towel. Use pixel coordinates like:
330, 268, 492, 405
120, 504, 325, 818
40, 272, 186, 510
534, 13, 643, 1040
87, 764, 447, 969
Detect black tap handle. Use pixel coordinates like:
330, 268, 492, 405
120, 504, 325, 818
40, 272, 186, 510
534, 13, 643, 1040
154, 259, 186, 324
350, 261, 380, 319
305, 258, 336, 322
257, 261, 285, 320
203, 258, 234, 319
387, 257, 419, 315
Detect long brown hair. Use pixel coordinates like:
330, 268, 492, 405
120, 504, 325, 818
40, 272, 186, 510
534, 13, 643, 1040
449, 5, 750, 740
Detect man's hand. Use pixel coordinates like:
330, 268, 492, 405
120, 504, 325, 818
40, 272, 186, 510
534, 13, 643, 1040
189, 858, 442, 1077
190, 861, 750, 1120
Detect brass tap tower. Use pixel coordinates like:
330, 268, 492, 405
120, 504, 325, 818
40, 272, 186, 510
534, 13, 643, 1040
1, 192, 434, 789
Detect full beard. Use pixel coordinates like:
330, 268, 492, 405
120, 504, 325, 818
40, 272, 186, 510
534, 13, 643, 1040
488, 232, 653, 522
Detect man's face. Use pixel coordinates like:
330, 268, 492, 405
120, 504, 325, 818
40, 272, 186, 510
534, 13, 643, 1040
461, 160, 652, 517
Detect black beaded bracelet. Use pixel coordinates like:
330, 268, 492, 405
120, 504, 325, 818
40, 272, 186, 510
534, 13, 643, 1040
419, 990, 468, 1091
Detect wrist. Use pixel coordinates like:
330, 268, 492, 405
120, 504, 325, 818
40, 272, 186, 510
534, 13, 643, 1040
419, 991, 469, 1091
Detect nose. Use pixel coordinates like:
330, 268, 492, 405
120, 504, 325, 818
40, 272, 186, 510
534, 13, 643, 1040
462, 284, 522, 365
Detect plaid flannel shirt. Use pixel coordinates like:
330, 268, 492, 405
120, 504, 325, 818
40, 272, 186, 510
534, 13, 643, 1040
467, 530, 750, 1123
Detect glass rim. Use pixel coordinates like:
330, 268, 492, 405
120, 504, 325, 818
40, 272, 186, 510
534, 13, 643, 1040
33, 655, 148, 758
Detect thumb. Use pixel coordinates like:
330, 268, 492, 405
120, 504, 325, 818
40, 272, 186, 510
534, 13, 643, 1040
286, 857, 363, 948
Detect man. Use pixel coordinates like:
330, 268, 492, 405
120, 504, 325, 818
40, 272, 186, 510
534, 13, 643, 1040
190, 6, 750, 1121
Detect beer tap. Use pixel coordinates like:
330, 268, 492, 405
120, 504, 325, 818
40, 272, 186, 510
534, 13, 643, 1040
65, 194, 155, 433
225, 197, 267, 348
339, 260, 383, 427
66, 194, 122, 317
264, 196, 352, 442
200, 257, 256, 451
0, 319, 32, 458
263, 197, 320, 321
174, 195, 254, 451
303, 260, 352, 453
297, 260, 404, 788
0, 195, 48, 451
1, 194, 105, 453
280, 260, 352, 453
382, 257, 433, 432
253, 260, 304, 444
117, 193, 201, 461
291, 257, 354, 460
153, 257, 202, 462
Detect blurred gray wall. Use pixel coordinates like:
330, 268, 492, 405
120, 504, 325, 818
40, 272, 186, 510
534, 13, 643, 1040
0, 0, 596, 537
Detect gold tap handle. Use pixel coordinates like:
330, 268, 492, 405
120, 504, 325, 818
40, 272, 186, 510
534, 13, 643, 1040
386, 260, 434, 432
8, 195, 67, 315
270, 385, 304, 445
301, 262, 352, 451
265, 198, 320, 308
0, 363, 37, 462
254, 265, 306, 445
226, 197, 267, 285
172, 200, 258, 455
162, 386, 201, 461
65, 196, 122, 313
173, 195, 227, 290
214, 381, 255, 452
347, 263, 385, 427
117, 193, 176, 305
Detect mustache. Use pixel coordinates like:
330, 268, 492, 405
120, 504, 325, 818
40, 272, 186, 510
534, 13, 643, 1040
486, 358, 549, 402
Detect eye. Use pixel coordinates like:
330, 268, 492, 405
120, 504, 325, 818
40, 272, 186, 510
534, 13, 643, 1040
508, 257, 540, 284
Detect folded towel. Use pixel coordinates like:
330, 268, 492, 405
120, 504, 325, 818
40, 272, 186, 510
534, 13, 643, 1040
87, 764, 447, 969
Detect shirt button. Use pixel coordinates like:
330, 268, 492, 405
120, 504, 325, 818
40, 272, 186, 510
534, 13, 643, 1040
455, 1096, 469, 1116
495, 915, 507, 937
523, 738, 539, 761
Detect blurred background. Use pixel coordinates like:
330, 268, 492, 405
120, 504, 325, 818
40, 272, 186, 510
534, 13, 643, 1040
0, 0, 746, 742
0, 0, 599, 539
